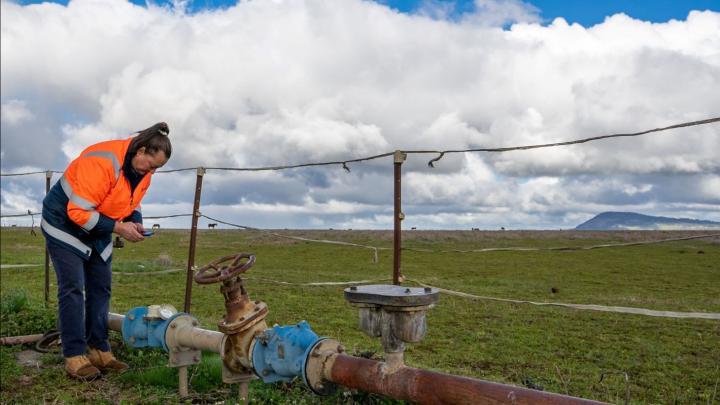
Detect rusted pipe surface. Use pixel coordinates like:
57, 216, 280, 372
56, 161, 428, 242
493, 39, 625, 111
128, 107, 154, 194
184, 167, 205, 313
224, 321, 267, 371
194, 253, 268, 374
393, 151, 404, 285
0, 334, 44, 345
328, 354, 607, 405
179, 366, 189, 397
194, 253, 255, 285
239, 382, 249, 404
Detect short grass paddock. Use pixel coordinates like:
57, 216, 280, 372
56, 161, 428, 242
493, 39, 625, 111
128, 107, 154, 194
1, 227, 719, 404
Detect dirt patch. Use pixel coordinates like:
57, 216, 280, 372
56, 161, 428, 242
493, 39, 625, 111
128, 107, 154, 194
15, 350, 42, 367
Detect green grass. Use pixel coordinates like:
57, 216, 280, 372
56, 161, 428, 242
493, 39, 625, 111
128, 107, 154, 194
1, 227, 719, 404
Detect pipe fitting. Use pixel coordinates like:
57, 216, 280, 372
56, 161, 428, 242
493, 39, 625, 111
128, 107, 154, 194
121, 306, 176, 350
223, 320, 267, 372
194, 253, 269, 377
345, 285, 438, 355
250, 321, 325, 384
303, 338, 341, 396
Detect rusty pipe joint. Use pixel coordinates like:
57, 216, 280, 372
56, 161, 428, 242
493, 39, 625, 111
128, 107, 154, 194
344, 285, 439, 371
217, 285, 269, 377
304, 338, 342, 395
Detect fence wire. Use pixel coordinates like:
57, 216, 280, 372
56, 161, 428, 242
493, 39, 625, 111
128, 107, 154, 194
200, 214, 386, 263
407, 278, 720, 320
1, 117, 717, 176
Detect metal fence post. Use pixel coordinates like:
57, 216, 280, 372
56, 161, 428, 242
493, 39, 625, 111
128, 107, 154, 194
44, 170, 52, 307
184, 167, 205, 313
393, 151, 406, 285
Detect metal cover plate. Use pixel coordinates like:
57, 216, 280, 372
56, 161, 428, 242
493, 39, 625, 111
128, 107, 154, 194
344, 284, 439, 307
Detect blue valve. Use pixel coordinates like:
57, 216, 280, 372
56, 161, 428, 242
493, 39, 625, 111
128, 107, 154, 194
121, 306, 183, 351
251, 321, 323, 383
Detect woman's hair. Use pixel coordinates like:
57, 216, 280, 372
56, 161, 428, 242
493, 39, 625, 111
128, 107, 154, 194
128, 122, 172, 159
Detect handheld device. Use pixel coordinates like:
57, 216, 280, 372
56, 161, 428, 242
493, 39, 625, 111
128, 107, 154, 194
142, 230, 154, 237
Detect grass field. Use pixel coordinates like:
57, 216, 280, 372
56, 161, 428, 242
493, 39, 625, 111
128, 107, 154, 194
1, 227, 719, 404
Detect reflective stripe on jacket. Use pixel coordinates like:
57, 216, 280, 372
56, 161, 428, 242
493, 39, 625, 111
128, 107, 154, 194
41, 137, 152, 262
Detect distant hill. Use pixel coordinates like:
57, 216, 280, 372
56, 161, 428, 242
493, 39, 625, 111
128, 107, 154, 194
575, 212, 720, 231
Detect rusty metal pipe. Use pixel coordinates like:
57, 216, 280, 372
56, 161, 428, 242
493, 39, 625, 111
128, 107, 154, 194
179, 366, 189, 397
184, 167, 206, 313
0, 334, 44, 345
239, 382, 249, 404
393, 151, 404, 285
327, 354, 606, 405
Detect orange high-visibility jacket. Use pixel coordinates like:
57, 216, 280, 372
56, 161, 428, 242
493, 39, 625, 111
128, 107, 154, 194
41, 137, 152, 262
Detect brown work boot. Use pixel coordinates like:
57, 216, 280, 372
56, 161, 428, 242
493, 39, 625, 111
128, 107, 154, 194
65, 355, 101, 381
87, 348, 129, 373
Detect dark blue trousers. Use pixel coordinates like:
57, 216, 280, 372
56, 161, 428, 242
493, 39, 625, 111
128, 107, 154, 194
47, 242, 112, 357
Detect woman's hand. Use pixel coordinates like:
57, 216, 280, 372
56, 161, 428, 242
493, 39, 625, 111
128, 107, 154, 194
132, 222, 146, 234
114, 221, 144, 242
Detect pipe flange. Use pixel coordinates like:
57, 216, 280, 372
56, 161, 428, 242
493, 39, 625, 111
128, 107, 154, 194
219, 301, 269, 334
165, 314, 202, 368
303, 338, 340, 396
222, 362, 257, 384
344, 285, 439, 307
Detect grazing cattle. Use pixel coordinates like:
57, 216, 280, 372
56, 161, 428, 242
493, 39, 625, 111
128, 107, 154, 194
208, 223, 217, 229
152, 224, 161, 230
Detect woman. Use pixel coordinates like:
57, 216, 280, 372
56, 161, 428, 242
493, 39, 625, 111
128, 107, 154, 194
41, 122, 171, 380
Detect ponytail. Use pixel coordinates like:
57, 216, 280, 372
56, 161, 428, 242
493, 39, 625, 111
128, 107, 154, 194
128, 122, 172, 159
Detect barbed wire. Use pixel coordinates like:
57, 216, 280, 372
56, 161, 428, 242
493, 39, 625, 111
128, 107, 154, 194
142, 214, 194, 219
0, 170, 63, 177
415, 117, 720, 167
0, 211, 41, 218
158, 152, 395, 173
200, 214, 386, 263
0, 212, 193, 219
1, 117, 717, 176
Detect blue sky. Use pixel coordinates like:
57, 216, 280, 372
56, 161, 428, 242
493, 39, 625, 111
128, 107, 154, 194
532, 0, 719, 25
386, 0, 720, 25
13, 0, 720, 26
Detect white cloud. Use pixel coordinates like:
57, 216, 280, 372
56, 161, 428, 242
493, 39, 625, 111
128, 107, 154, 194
699, 176, 720, 200
1, 100, 34, 126
1, 0, 719, 229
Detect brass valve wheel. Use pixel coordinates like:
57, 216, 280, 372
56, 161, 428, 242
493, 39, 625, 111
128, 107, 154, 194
194, 253, 255, 284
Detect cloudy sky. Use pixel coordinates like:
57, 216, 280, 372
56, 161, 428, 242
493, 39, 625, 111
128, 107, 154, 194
1, 0, 719, 230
